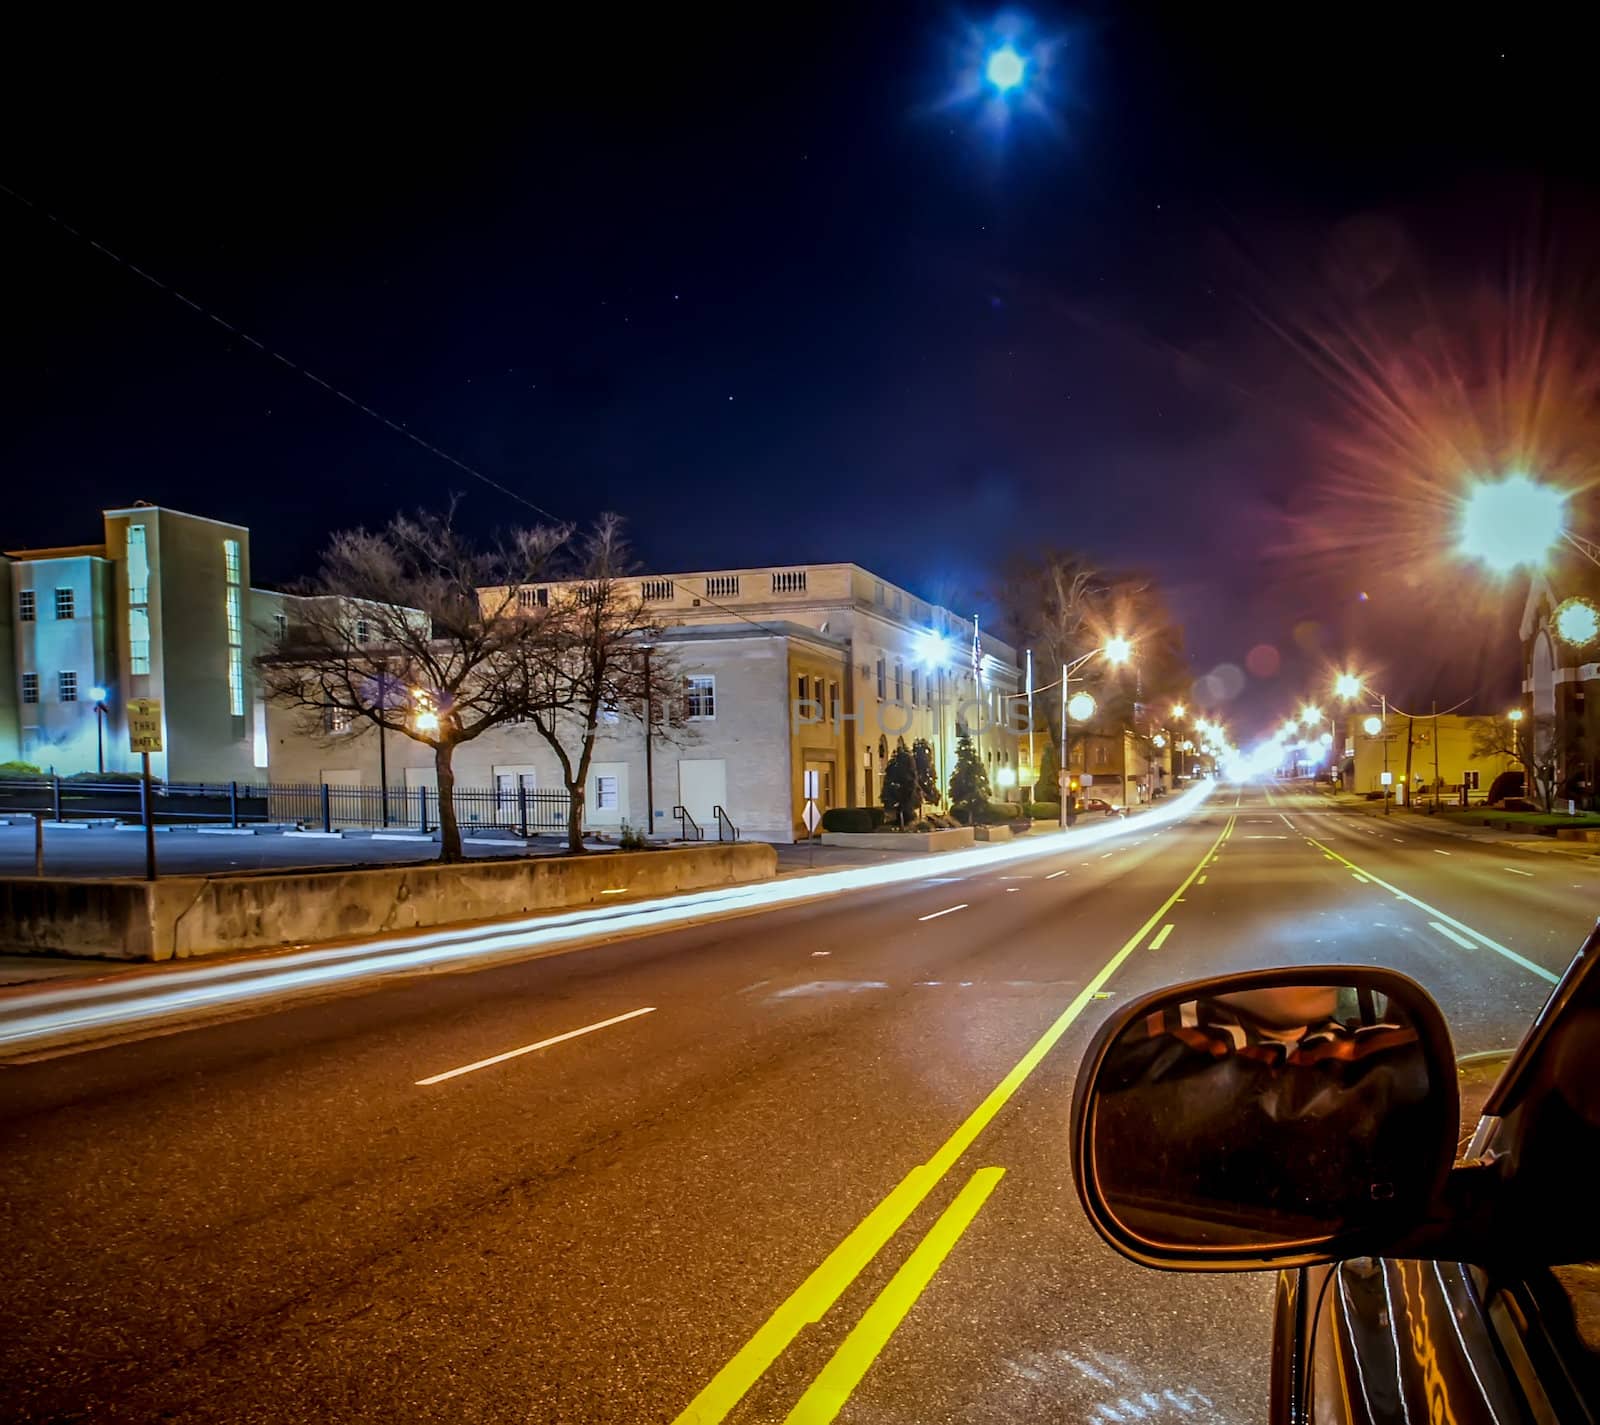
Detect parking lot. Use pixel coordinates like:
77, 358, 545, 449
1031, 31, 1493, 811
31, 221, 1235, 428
0, 819, 569, 878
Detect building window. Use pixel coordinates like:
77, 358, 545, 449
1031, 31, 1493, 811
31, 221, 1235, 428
893, 590, 902, 613
126, 523, 149, 605
797, 675, 809, 703
910, 669, 920, 707
21, 673, 39, 705
828, 682, 839, 721
876, 657, 886, 699
273, 611, 288, 642
705, 574, 740, 599
59, 671, 78, 702
686, 675, 716, 720
772, 569, 807, 594
813, 677, 826, 720
224, 539, 245, 716
518, 586, 549, 610
354, 617, 371, 644
875, 581, 886, 605
595, 775, 619, 810
641, 578, 674, 602
129, 608, 151, 675
894, 661, 904, 701
496, 771, 536, 809
18, 590, 35, 622
1463, 770, 1480, 791
324, 705, 353, 734
54, 587, 75, 620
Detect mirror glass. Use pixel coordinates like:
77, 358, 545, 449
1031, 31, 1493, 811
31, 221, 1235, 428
1088, 981, 1443, 1250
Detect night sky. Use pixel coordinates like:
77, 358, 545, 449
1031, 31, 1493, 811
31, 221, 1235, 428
6, 9, 1598, 738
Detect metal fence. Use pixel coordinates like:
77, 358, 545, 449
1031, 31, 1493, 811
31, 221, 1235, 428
0, 776, 572, 836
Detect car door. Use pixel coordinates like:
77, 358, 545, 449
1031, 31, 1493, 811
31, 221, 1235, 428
1298, 1257, 1523, 1424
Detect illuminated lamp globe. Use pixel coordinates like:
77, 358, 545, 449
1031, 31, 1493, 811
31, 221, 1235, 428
1067, 691, 1096, 721
1333, 673, 1362, 700
1553, 596, 1600, 649
1362, 715, 1383, 737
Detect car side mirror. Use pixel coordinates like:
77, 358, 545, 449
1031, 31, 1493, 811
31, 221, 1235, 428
1071, 966, 1460, 1270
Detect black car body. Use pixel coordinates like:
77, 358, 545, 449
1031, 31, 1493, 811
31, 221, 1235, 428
1071, 929, 1600, 1424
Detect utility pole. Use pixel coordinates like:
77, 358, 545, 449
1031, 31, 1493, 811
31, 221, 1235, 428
1432, 701, 1440, 811
1404, 715, 1416, 810
641, 644, 656, 835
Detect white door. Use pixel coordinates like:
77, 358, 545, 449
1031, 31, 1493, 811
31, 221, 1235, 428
320, 768, 362, 786
587, 761, 629, 828
677, 759, 726, 835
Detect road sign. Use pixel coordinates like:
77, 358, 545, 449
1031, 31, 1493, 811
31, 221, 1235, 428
1081, 774, 1094, 787
1380, 771, 1393, 786
127, 698, 163, 753
803, 799, 821, 833
804, 770, 820, 799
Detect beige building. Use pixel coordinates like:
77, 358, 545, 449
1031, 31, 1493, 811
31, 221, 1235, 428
1340, 712, 1516, 803
2, 503, 282, 782
267, 563, 1022, 842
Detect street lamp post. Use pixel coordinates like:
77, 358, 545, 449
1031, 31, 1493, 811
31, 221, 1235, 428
88, 685, 109, 775
1335, 675, 1392, 814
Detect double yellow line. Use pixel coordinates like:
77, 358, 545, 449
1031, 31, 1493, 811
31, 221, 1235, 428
672, 814, 1234, 1425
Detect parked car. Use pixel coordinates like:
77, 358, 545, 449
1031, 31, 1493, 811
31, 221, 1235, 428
1070, 934, 1600, 1423
1081, 797, 1124, 816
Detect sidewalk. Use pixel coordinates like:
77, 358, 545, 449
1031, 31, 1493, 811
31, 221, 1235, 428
1301, 787, 1600, 859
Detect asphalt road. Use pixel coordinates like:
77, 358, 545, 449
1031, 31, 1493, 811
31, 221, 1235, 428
0, 783, 1589, 1424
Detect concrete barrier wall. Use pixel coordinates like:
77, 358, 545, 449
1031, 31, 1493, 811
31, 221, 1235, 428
818, 828, 975, 852
0, 842, 777, 962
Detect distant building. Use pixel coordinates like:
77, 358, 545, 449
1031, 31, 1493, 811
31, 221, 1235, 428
1518, 560, 1600, 804
1, 503, 283, 781
1339, 712, 1515, 803
267, 563, 1022, 842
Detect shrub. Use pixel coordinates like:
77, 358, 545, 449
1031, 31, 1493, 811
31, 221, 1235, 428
979, 800, 1024, 824
821, 807, 877, 834
1486, 770, 1524, 805
618, 822, 648, 851
0, 760, 44, 778
66, 770, 145, 783
1025, 800, 1061, 820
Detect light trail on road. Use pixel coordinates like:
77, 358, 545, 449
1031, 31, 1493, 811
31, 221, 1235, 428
0, 784, 1217, 1057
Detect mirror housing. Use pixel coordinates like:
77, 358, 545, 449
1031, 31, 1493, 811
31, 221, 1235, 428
1071, 966, 1460, 1271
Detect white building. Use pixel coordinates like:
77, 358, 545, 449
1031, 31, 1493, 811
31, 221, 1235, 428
2, 503, 282, 781
266, 563, 1022, 842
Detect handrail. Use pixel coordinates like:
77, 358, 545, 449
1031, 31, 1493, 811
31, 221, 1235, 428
671, 804, 703, 841
712, 804, 739, 841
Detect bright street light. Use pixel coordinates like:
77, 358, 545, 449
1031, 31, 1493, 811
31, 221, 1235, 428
1170, 703, 1186, 719
984, 45, 1026, 93
996, 766, 1017, 788
1553, 596, 1600, 648
1507, 708, 1525, 723
1300, 704, 1323, 727
1067, 691, 1096, 721
1362, 715, 1383, 736
1103, 634, 1132, 665
413, 709, 439, 734
1333, 672, 1362, 701
1152, 733, 1167, 748
1457, 473, 1568, 574
1319, 731, 1334, 747
916, 631, 952, 670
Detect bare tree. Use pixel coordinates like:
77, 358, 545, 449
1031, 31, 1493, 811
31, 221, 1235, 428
257, 507, 567, 861
1469, 714, 1558, 812
517, 514, 685, 853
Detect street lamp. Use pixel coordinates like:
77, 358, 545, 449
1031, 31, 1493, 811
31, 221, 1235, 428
88, 685, 109, 775
1067, 690, 1096, 722
1335, 673, 1392, 813
1553, 596, 1600, 649
1457, 473, 1571, 574
1300, 704, 1323, 728
984, 44, 1026, 93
